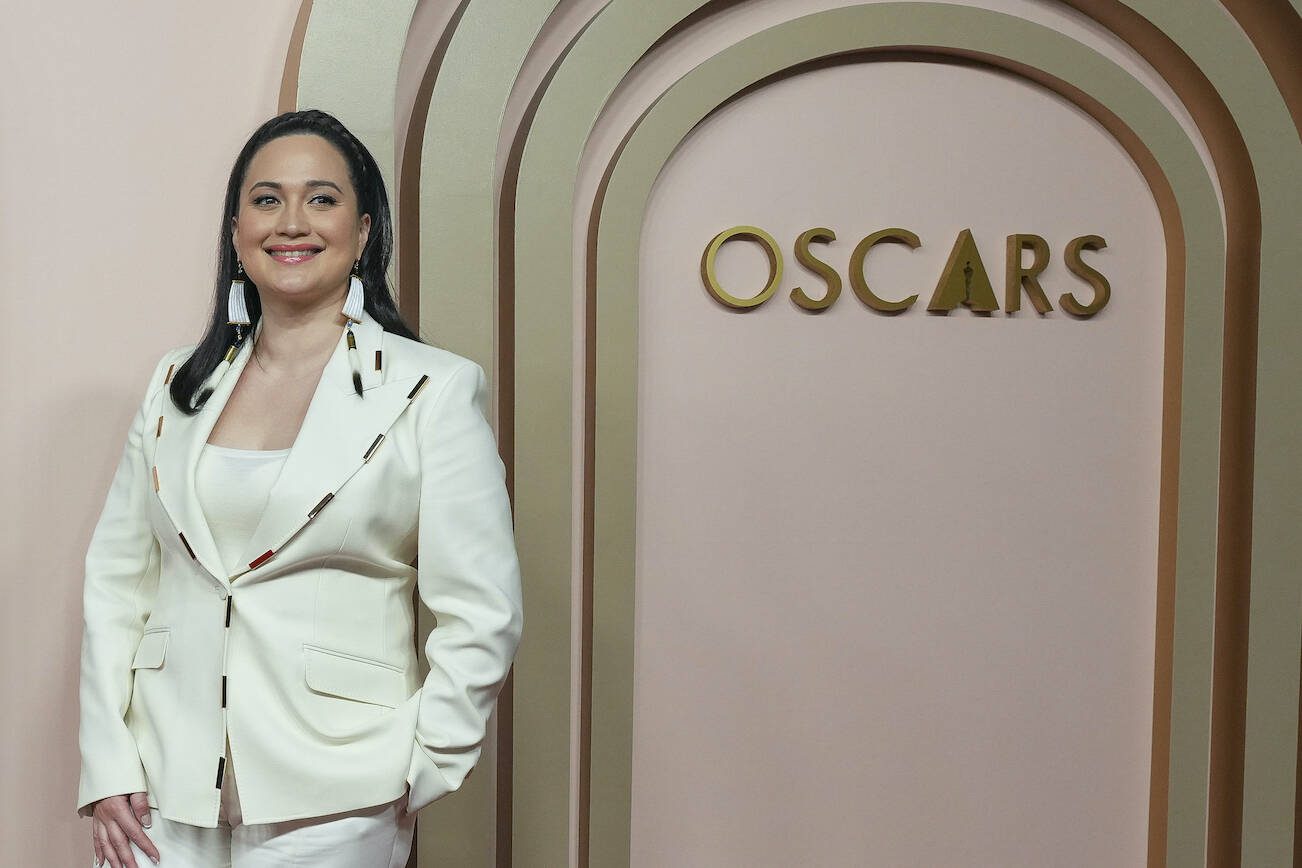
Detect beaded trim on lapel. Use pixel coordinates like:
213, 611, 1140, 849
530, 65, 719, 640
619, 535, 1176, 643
148, 308, 435, 588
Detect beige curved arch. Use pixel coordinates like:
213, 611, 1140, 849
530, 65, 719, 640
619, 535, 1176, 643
581, 7, 1232, 867
283, 0, 1302, 864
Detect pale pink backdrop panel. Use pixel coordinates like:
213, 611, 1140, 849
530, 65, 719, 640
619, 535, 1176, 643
0, 4, 300, 863
632, 60, 1165, 867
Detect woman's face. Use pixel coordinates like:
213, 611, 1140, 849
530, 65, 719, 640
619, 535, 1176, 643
231, 134, 370, 310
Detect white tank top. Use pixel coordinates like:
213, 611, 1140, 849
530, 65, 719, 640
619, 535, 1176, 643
195, 443, 291, 577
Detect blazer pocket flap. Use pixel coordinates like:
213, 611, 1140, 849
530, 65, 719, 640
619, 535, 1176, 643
303, 644, 404, 708
131, 630, 169, 670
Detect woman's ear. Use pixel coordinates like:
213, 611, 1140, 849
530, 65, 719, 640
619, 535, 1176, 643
357, 213, 371, 259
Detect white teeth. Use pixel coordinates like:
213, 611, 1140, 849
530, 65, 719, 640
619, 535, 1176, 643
269, 249, 319, 258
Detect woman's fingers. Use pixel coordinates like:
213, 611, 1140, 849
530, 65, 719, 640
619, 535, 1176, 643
92, 819, 110, 867
121, 811, 160, 865
121, 796, 160, 864
129, 792, 152, 829
94, 817, 123, 868
103, 819, 139, 868
93, 795, 159, 868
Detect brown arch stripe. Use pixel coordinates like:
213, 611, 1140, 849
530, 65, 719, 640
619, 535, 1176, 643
278, 0, 313, 115
1218, 0, 1302, 139
1059, 4, 1261, 865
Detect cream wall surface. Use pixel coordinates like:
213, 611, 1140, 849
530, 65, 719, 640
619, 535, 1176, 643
0, 4, 300, 864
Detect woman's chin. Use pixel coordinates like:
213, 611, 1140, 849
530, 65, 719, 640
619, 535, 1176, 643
254, 280, 337, 306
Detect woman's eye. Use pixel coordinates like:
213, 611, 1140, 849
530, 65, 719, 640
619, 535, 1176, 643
249, 193, 336, 206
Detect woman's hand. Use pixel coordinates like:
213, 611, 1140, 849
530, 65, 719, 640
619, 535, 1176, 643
91, 792, 159, 868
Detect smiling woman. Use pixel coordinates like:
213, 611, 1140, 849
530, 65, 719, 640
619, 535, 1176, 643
76, 110, 524, 868
178, 113, 419, 414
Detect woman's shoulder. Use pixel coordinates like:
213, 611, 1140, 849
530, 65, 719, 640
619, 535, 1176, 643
148, 343, 199, 385
379, 334, 490, 431
380, 332, 483, 384
162, 342, 199, 365
119, 343, 200, 413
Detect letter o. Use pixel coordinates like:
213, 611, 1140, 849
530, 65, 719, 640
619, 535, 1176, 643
700, 225, 784, 309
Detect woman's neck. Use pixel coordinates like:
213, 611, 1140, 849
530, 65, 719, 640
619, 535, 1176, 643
252, 300, 348, 379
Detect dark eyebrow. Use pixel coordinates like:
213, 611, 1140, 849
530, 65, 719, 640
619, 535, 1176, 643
248, 179, 344, 193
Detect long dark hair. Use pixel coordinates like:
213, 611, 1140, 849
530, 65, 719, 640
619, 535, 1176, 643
169, 109, 421, 414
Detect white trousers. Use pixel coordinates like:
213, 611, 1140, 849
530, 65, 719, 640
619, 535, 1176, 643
98, 735, 416, 868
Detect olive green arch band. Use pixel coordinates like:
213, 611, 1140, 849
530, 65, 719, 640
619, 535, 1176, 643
285, 0, 1302, 865
585, 6, 1224, 866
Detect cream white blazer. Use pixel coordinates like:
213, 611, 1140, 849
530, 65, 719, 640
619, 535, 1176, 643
76, 307, 524, 827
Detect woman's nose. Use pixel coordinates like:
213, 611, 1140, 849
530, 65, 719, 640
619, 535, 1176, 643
277, 199, 309, 236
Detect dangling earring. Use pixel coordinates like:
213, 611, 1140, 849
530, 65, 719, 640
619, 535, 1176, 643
342, 259, 365, 322
193, 259, 251, 411
228, 260, 252, 343
342, 259, 365, 396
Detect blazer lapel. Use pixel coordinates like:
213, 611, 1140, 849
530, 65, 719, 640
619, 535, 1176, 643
153, 319, 259, 584
232, 311, 418, 580
153, 307, 424, 588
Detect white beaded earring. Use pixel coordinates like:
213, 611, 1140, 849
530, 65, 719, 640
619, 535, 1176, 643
342, 259, 365, 322
228, 260, 252, 343
192, 258, 252, 411
342, 260, 365, 396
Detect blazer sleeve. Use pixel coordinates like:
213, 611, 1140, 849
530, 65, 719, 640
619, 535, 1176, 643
405, 360, 525, 814
76, 351, 172, 819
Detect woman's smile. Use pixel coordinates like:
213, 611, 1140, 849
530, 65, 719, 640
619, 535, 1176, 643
265, 243, 324, 265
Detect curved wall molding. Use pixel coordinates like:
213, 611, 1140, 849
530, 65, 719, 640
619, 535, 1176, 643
579, 0, 1227, 242
278, 0, 314, 114
286, 0, 1302, 864
585, 7, 1222, 862
393, 0, 472, 328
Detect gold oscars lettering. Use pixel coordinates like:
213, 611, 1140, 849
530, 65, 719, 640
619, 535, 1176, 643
700, 225, 1111, 317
